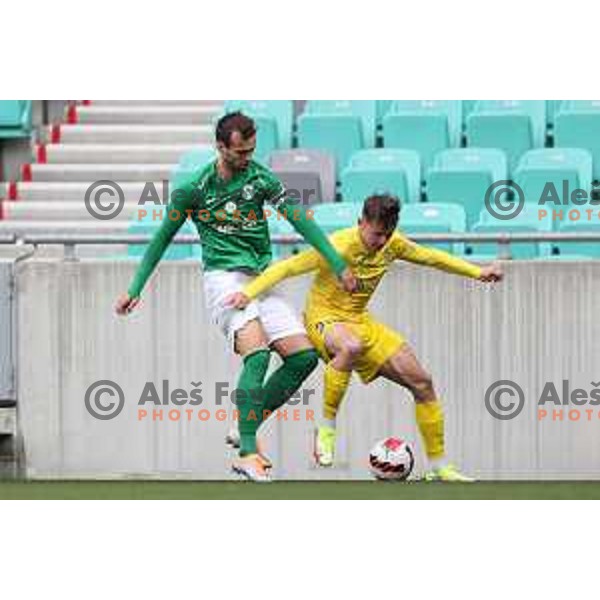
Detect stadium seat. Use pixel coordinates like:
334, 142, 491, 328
555, 102, 600, 182
127, 212, 201, 260
466, 100, 546, 172
267, 211, 306, 259
462, 101, 477, 125
400, 203, 466, 254
383, 100, 462, 172
376, 100, 393, 126
305, 101, 377, 146
269, 149, 336, 203
341, 149, 421, 204
546, 100, 565, 129
0, 101, 32, 138
514, 149, 593, 223
170, 147, 216, 182
554, 220, 600, 258
297, 114, 364, 174
224, 100, 294, 148
427, 148, 508, 229
310, 202, 363, 234
470, 204, 552, 259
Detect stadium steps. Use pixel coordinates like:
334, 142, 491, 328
68, 104, 222, 125
4, 201, 146, 221
46, 124, 214, 145
0, 220, 130, 235
20, 163, 173, 182
3, 181, 169, 202
86, 100, 222, 107
0, 100, 224, 243
37, 143, 209, 164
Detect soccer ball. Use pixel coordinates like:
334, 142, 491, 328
368, 437, 415, 481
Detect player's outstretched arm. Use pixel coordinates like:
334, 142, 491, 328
226, 249, 322, 310
478, 262, 504, 282
268, 188, 357, 292
115, 178, 196, 316
394, 235, 503, 282
281, 202, 357, 292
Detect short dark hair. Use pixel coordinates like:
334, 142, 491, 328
362, 194, 401, 231
215, 111, 256, 147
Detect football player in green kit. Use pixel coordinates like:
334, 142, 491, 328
116, 112, 356, 482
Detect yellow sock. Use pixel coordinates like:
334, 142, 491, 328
415, 399, 445, 460
323, 363, 351, 422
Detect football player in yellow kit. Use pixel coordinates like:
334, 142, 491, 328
226, 194, 503, 481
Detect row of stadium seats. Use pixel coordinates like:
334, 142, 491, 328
128, 144, 600, 262
267, 201, 600, 261
0, 101, 32, 138
222, 100, 600, 178
1, 100, 600, 261
4, 142, 595, 230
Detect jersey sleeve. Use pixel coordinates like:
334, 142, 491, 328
391, 233, 482, 279
243, 248, 324, 300
261, 169, 347, 276
263, 172, 288, 211
127, 173, 199, 298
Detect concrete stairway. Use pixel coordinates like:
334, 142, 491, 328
0, 100, 223, 240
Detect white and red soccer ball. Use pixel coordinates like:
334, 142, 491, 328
368, 437, 415, 481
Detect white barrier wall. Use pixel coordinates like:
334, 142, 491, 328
15, 258, 600, 480
0, 262, 15, 402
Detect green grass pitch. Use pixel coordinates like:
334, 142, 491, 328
1, 481, 600, 499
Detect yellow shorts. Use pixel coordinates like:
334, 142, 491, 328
305, 314, 406, 383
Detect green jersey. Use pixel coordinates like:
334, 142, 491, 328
128, 159, 347, 298
181, 159, 286, 272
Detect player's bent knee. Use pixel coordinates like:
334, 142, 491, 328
340, 339, 363, 361
410, 373, 436, 402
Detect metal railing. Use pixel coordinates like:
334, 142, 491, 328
2, 232, 600, 260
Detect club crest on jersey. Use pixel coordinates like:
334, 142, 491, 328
242, 184, 255, 201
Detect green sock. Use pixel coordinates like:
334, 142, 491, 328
236, 349, 271, 456
261, 349, 319, 419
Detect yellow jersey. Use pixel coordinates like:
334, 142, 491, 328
244, 227, 482, 322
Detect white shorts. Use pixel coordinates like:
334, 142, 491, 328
203, 270, 306, 351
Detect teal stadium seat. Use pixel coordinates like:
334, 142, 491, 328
462, 101, 477, 126
555, 220, 600, 259
470, 204, 552, 259
546, 100, 565, 129
554, 101, 600, 182
310, 203, 363, 235
376, 101, 393, 126
129, 148, 212, 260
224, 100, 293, 148
341, 149, 421, 204
297, 114, 364, 175
267, 212, 305, 260
514, 148, 593, 229
427, 148, 508, 229
383, 100, 462, 173
305, 100, 377, 146
466, 100, 546, 173
0, 101, 32, 138
400, 203, 466, 254
169, 147, 215, 181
